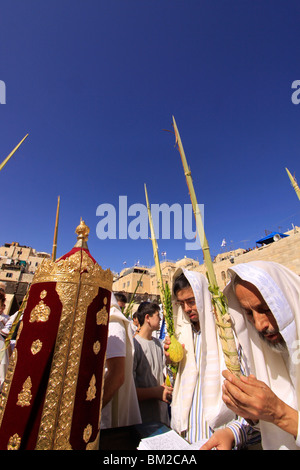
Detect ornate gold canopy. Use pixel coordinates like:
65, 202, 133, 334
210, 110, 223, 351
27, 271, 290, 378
0, 220, 113, 450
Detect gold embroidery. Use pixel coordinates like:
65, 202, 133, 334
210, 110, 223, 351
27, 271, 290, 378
96, 307, 108, 326
16, 320, 23, 343
7, 433, 21, 450
31, 339, 43, 355
83, 424, 92, 443
17, 377, 32, 407
40, 290, 47, 299
93, 341, 101, 355
32, 250, 113, 291
86, 431, 100, 450
36, 282, 100, 450
0, 349, 18, 428
35, 282, 78, 450
103, 297, 107, 305
29, 300, 50, 323
86, 375, 96, 401
33, 236, 113, 449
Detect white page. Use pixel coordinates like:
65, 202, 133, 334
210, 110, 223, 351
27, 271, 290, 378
138, 430, 208, 450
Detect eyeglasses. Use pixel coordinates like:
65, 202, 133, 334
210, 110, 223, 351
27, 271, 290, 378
175, 297, 196, 308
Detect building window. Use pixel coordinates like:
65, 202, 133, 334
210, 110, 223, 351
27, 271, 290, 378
6, 273, 12, 278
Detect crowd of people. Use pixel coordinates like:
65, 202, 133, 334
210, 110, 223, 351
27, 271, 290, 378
100, 261, 300, 450
0, 260, 300, 450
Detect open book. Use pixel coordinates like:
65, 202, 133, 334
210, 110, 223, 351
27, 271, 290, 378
137, 429, 207, 450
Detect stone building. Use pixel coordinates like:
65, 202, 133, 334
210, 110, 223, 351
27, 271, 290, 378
210, 227, 300, 288
0, 242, 51, 313
113, 256, 201, 306
2, 227, 299, 315
113, 227, 300, 312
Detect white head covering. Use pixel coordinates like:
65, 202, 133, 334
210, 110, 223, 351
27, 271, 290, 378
170, 268, 234, 435
224, 261, 300, 450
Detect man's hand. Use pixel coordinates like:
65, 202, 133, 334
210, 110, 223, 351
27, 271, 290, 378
162, 383, 173, 404
222, 370, 281, 423
222, 370, 298, 437
200, 428, 235, 450
136, 384, 173, 403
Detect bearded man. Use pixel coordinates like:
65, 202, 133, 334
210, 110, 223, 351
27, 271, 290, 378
202, 261, 300, 450
166, 268, 259, 447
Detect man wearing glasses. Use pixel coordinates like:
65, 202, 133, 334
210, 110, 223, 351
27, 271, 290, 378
175, 285, 199, 331
165, 269, 261, 449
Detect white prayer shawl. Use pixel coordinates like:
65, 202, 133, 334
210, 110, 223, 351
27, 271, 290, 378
224, 261, 300, 450
106, 294, 142, 428
170, 268, 234, 436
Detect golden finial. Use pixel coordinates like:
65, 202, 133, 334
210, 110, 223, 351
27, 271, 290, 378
74, 218, 90, 248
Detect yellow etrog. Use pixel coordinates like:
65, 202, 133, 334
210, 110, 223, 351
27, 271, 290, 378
168, 335, 184, 363
165, 375, 172, 386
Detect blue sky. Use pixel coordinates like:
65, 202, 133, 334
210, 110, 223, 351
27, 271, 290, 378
1, 1, 300, 273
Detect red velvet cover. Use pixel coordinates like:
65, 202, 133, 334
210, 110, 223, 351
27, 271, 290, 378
0, 246, 111, 450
